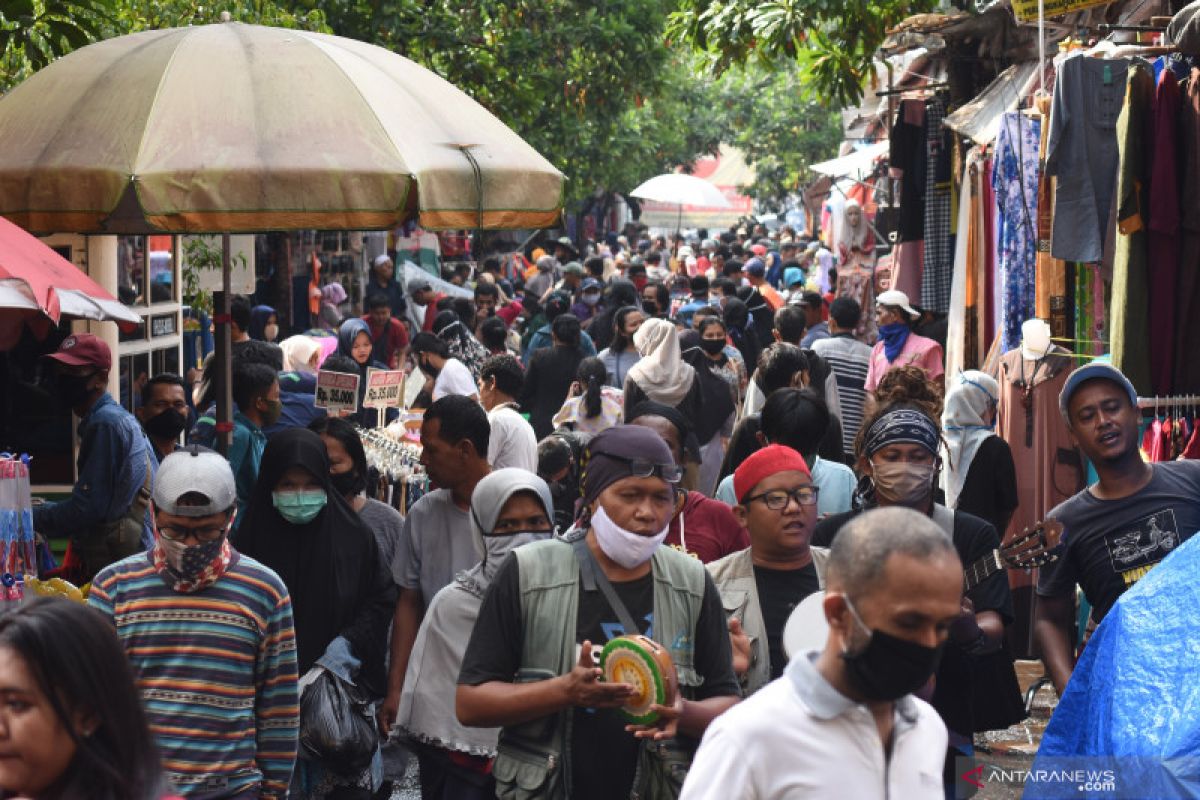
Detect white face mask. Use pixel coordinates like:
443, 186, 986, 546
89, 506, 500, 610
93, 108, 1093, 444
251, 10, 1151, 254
264, 324, 279, 342
590, 504, 668, 569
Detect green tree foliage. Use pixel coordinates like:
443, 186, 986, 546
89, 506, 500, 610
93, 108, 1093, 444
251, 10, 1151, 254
668, 0, 935, 106
105, 0, 329, 34
717, 63, 842, 210
0, 0, 110, 84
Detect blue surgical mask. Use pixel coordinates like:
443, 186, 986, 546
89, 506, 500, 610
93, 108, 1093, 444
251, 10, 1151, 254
272, 489, 328, 524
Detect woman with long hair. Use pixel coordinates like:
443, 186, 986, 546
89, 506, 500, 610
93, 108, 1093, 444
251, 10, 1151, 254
682, 316, 739, 495
552, 356, 624, 435
588, 279, 639, 352
520, 314, 588, 439
596, 305, 645, 389
0, 598, 171, 800
721, 297, 762, 378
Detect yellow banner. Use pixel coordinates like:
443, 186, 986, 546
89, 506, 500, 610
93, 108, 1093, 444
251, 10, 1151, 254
1012, 0, 1112, 22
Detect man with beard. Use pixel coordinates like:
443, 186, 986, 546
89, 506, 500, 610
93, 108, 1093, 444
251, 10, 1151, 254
137, 373, 190, 463
681, 508, 958, 799
1035, 363, 1200, 694
33, 334, 157, 580
88, 447, 299, 798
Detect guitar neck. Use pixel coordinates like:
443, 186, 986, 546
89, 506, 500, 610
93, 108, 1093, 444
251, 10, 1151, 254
963, 549, 1004, 593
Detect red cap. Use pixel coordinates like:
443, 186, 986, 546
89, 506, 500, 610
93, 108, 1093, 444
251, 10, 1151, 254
750, 244, 768, 256
733, 444, 811, 503
44, 333, 112, 371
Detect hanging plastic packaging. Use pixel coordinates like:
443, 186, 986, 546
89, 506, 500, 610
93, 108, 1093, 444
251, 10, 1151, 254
298, 668, 378, 776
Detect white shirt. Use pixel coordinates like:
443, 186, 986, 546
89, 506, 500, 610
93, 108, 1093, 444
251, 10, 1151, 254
486, 404, 538, 473
432, 358, 478, 401
680, 652, 946, 800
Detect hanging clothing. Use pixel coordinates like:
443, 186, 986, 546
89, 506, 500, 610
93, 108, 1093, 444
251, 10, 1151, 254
1149, 69, 1181, 394
1111, 60, 1155, 396
1046, 55, 1129, 263
890, 99, 927, 301
992, 113, 1041, 354
233, 428, 396, 696
921, 96, 953, 312
993, 346, 1084, 544
1176, 68, 1200, 393
835, 253, 878, 343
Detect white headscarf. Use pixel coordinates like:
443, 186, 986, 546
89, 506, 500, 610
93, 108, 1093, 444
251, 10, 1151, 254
626, 317, 696, 407
280, 335, 322, 374
940, 370, 1000, 507
835, 198, 870, 257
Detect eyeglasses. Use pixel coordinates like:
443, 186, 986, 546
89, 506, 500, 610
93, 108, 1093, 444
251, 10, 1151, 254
743, 486, 820, 510
609, 456, 684, 484
158, 522, 229, 543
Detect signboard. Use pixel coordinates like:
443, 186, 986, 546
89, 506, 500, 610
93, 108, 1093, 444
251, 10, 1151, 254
364, 369, 405, 409
1011, 0, 1111, 22
150, 313, 177, 338
315, 370, 360, 413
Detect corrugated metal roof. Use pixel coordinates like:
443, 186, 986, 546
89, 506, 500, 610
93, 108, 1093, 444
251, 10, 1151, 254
943, 61, 1042, 145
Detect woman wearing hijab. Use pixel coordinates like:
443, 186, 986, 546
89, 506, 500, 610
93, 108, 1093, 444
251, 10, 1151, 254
316, 283, 348, 333
233, 429, 396, 797
433, 309, 491, 380
396, 469, 555, 800
336, 318, 393, 428
721, 297, 762, 377
735, 285, 775, 347
864, 289, 944, 393
682, 316, 738, 496
622, 317, 702, 425
249, 305, 279, 342
280, 335, 323, 375
940, 370, 1018, 535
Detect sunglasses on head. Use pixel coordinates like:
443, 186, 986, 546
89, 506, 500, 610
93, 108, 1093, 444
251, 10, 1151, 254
607, 455, 683, 484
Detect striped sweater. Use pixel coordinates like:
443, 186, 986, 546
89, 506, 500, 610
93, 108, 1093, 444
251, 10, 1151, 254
89, 551, 299, 798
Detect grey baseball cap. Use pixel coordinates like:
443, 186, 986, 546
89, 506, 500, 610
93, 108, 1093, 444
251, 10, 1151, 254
1058, 362, 1138, 421
153, 446, 237, 517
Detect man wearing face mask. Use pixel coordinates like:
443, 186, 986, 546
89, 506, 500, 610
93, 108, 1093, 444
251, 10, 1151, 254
88, 447, 299, 799
681, 507, 959, 799
570, 277, 605, 326
137, 373, 191, 463
812, 399, 1023, 792
228, 362, 281, 531
396, 469, 556, 800
457, 425, 740, 800
33, 334, 157, 581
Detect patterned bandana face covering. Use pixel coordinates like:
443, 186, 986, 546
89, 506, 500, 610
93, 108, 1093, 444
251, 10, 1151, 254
862, 408, 940, 458
153, 529, 234, 593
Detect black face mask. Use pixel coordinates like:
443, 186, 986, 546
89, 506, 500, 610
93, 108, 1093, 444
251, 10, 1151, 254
143, 408, 189, 440
699, 338, 726, 356
57, 372, 97, 408
330, 468, 364, 498
419, 355, 440, 378
643, 301, 658, 316
840, 599, 944, 701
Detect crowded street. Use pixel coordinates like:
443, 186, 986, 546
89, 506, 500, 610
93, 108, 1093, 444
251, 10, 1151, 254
3, 1, 1200, 799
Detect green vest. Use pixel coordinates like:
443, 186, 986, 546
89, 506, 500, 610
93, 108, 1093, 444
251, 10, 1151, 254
493, 533, 707, 800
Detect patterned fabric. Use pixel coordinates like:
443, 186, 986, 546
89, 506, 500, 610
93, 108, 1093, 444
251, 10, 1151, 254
921, 97, 953, 312
152, 537, 233, 593
89, 552, 299, 798
993, 112, 1041, 354
862, 408, 941, 457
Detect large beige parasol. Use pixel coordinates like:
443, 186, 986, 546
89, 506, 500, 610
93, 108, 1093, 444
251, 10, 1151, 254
0, 22, 564, 234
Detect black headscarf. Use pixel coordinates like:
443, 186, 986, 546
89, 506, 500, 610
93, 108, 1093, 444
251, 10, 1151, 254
233, 428, 397, 693
723, 297, 762, 374
682, 343, 736, 445
736, 285, 775, 345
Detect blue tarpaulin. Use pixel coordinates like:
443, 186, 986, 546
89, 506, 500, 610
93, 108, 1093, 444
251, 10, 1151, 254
1026, 533, 1200, 798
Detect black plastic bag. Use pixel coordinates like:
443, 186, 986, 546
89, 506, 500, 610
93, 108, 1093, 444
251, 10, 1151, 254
298, 669, 378, 775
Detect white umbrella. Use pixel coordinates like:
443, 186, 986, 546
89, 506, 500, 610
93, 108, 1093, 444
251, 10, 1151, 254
630, 173, 732, 209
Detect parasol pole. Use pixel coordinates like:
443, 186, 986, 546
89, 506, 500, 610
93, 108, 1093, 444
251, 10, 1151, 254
214, 233, 233, 455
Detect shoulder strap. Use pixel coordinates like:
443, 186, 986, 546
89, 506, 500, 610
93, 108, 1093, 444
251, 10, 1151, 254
931, 504, 955, 539
572, 537, 641, 635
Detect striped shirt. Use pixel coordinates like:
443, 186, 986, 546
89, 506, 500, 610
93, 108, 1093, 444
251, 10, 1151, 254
812, 335, 873, 454
89, 552, 299, 799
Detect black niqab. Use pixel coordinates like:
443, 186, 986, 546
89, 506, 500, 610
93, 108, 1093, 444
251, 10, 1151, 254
233, 428, 396, 692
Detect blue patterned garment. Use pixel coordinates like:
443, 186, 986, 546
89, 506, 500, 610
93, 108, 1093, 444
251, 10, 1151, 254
992, 112, 1041, 353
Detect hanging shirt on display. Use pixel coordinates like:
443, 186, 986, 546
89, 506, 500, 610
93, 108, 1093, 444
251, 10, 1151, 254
1045, 54, 1130, 263
992, 112, 1041, 354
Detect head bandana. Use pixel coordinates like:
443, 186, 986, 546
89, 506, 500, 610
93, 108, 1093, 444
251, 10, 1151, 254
862, 408, 940, 459
581, 425, 675, 508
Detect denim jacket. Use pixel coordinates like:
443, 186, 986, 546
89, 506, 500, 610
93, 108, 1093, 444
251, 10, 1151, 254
32, 393, 156, 548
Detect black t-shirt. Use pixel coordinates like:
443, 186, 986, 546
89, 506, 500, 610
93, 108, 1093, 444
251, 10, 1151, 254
955, 436, 1019, 536
458, 553, 739, 800
812, 506, 1015, 735
1037, 460, 1200, 622
753, 563, 820, 680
